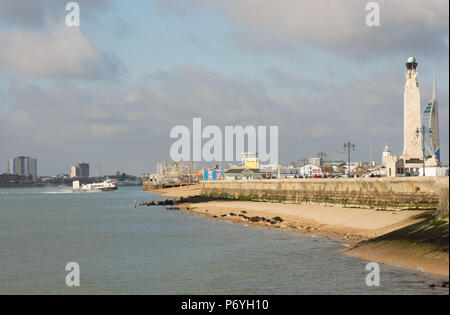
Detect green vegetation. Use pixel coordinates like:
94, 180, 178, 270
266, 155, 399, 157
201, 191, 439, 210
366, 212, 449, 252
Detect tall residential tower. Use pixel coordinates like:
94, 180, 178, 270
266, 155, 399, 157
7, 156, 37, 181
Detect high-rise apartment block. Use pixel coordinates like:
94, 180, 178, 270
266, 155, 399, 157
7, 156, 37, 181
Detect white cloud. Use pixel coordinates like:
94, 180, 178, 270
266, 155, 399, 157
224, 0, 447, 50
89, 124, 127, 137
160, 0, 449, 56
0, 24, 118, 78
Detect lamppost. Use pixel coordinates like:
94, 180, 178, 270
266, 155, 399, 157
416, 125, 432, 176
343, 142, 356, 176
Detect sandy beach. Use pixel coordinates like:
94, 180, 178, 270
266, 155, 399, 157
149, 185, 201, 198
146, 184, 449, 276
179, 200, 427, 244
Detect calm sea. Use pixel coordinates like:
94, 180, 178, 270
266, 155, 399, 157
0, 186, 448, 295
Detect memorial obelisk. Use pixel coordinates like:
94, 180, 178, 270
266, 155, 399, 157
402, 56, 422, 159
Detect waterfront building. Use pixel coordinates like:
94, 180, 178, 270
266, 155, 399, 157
28, 158, 37, 182
258, 164, 323, 178
78, 163, 89, 177
201, 168, 223, 181
70, 165, 79, 178
293, 164, 322, 177
242, 152, 260, 169
70, 163, 90, 178
223, 168, 269, 180
221, 152, 269, 180
7, 156, 37, 181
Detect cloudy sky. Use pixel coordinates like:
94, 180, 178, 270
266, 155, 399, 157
0, 0, 448, 176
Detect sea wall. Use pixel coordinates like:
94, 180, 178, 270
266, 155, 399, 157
201, 177, 449, 210
142, 182, 189, 191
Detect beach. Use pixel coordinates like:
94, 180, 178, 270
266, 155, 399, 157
147, 184, 449, 277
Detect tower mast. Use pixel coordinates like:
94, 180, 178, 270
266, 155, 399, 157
431, 69, 440, 162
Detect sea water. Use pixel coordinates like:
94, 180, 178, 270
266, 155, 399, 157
0, 186, 448, 294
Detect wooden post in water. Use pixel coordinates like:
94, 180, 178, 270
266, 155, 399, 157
134, 200, 137, 208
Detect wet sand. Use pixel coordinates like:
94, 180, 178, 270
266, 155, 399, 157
148, 185, 201, 198
146, 185, 449, 276
180, 200, 428, 245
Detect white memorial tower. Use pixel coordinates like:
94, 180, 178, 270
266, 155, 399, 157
382, 57, 439, 176
402, 56, 422, 159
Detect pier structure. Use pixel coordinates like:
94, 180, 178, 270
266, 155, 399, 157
144, 161, 198, 189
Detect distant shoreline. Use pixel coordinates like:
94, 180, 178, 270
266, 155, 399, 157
145, 184, 449, 277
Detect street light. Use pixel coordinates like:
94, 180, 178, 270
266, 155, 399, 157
416, 125, 432, 176
344, 142, 356, 176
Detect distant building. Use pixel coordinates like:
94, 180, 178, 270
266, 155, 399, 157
258, 163, 323, 178
242, 153, 260, 169
279, 164, 322, 178
79, 163, 89, 177
7, 156, 37, 181
418, 167, 448, 177
308, 157, 322, 167
70, 163, 90, 178
70, 165, 79, 178
201, 167, 223, 181
223, 168, 269, 180
298, 164, 322, 176
29, 159, 37, 181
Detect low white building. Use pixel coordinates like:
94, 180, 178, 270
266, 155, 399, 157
418, 167, 448, 177
260, 163, 323, 178
278, 164, 322, 177
298, 164, 322, 176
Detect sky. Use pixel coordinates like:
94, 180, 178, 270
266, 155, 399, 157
0, 0, 448, 176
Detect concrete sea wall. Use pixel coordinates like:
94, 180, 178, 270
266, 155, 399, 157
143, 182, 190, 190
201, 177, 449, 210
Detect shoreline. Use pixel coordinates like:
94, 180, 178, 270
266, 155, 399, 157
145, 185, 449, 277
